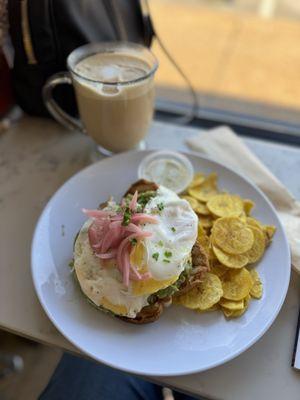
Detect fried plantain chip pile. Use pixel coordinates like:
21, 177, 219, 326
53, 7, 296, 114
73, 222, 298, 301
175, 171, 276, 318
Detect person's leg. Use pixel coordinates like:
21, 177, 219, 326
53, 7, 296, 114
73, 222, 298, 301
39, 353, 164, 400
173, 390, 204, 400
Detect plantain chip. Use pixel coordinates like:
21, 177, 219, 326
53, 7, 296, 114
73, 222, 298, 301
212, 217, 254, 255
210, 261, 228, 278
221, 307, 234, 318
207, 193, 244, 218
189, 172, 206, 188
264, 225, 276, 246
197, 224, 210, 252
222, 294, 250, 318
244, 293, 251, 306
239, 212, 247, 223
181, 195, 199, 210
249, 269, 263, 299
212, 245, 249, 269
246, 217, 263, 230
196, 304, 219, 313
243, 199, 255, 215
224, 307, 245, 318
188, 173, 218, 202
208, 245, 217, 262
221, 268, 253, 301
199, 215, 213, 229
245, 226, 266, 264
232, 294, 251, 317
219, 298, 244, 311
175, 273, 223, 310
195, 202, 210, 215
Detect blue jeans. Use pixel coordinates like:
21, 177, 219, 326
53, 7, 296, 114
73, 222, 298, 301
39, 353, 201, 400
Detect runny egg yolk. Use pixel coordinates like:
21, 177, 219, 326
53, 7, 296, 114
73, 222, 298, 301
101, 297, 128, 316
130, 241, 178, 296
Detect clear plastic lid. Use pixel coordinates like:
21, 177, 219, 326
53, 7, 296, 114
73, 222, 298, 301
138, 150, 194, 194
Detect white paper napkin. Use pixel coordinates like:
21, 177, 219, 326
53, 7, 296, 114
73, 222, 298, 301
186, 126, 300, 273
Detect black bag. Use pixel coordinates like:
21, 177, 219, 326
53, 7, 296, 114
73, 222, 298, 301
8, 0, 155, 116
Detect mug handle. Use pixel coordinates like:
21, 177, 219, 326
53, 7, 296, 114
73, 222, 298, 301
43, 72, 85, 133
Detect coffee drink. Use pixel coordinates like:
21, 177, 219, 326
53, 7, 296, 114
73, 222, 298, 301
43, 43, 158, 155
73, 51, 155, 153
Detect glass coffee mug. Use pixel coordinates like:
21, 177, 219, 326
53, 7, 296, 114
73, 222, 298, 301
43, 42, 158, 155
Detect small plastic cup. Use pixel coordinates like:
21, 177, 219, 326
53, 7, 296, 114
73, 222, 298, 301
138, 150, 194, 194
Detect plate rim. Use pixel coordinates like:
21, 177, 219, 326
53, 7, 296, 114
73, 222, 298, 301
31, 149, 291, 376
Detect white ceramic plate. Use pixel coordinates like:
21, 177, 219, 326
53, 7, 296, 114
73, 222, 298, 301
31, 150, 291, 376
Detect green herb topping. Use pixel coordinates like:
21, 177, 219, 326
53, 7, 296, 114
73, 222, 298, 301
152, 252, 159, 261
122, 207, 132, 226
164, 251, 172, 258
157, 202, 165, 211
137, 191, 157, 208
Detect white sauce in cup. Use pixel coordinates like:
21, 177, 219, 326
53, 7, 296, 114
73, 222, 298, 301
138, 151, 194, 193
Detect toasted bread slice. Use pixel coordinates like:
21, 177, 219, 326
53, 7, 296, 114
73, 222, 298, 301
124, 179, 158, 196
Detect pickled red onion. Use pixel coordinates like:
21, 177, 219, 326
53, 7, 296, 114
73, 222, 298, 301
82, 208, 112, 218
84, 202, 157, 286
95, 250, 117, 259
129, 190, 138, 211
131, 214, 158, 224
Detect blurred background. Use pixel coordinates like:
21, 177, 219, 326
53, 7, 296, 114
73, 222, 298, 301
2, 0, 300, 136
151, 0, 300, 135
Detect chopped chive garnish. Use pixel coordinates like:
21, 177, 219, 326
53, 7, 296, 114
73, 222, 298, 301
171, 227, 176, 232
122, 207, 132, 226
152, 252, 159, 261
157, 202, 165, 211
163, 259, 170, 263
130, 238, 137, 245
137, 191, 156, 207
136, 204, 143, 212
164, 251, 172, 258
158, 240, 164, 247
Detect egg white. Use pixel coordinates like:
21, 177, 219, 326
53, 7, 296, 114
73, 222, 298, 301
74, 220, 149, 318
142, 186, 198, 280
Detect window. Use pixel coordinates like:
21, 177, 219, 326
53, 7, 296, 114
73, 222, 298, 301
150, 0, 300, 135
